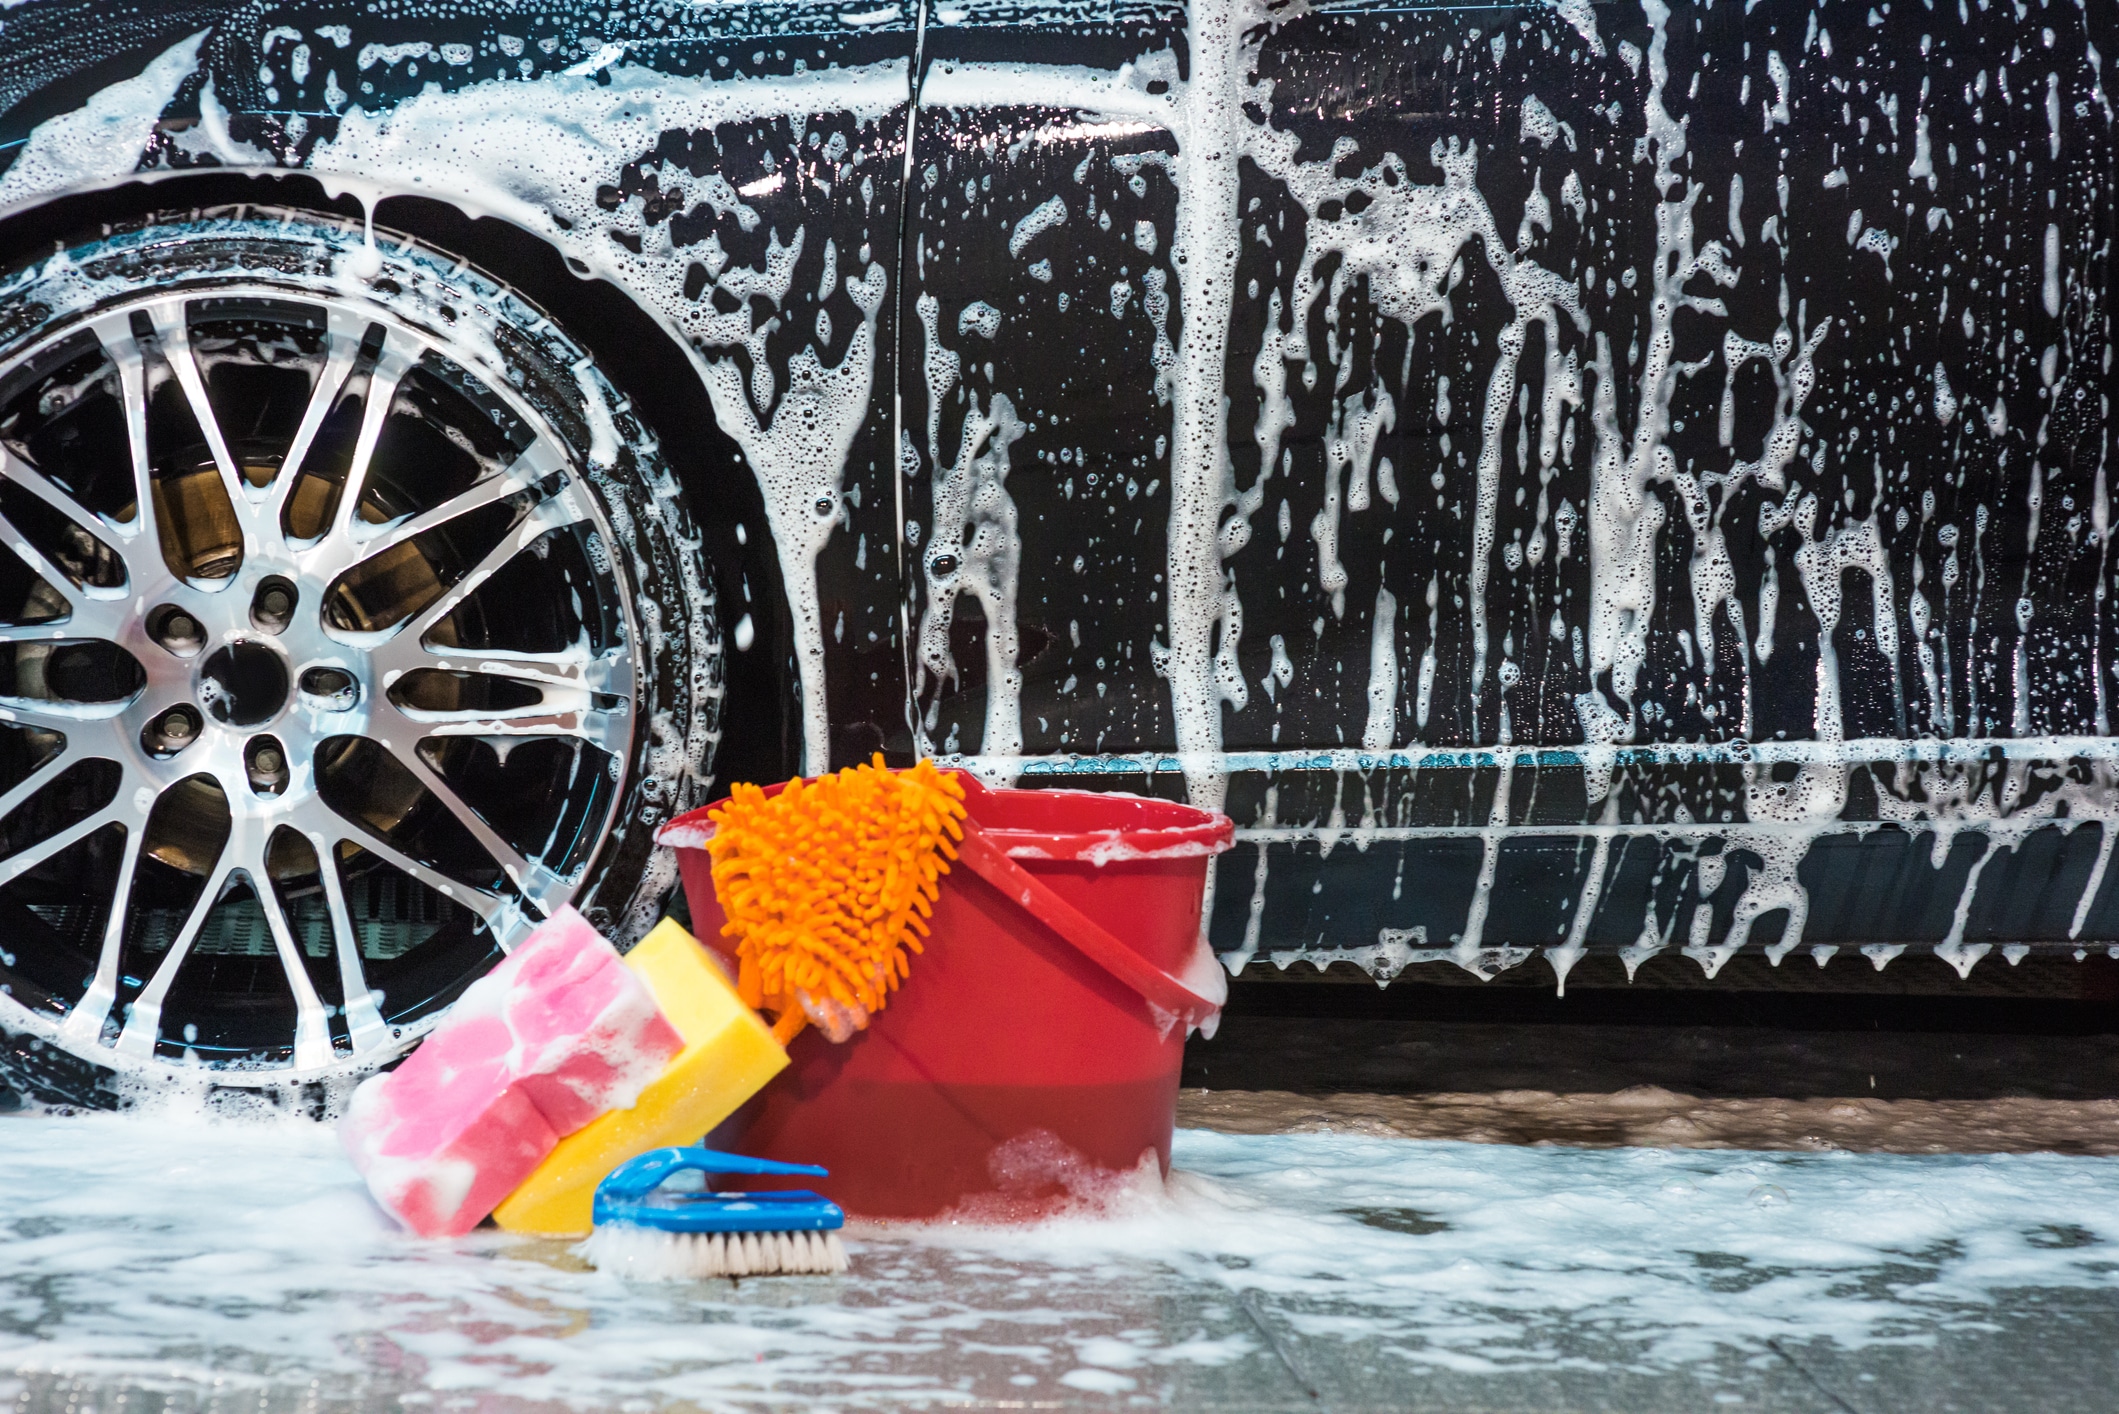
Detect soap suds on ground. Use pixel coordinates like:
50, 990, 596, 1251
7, 1108, 2119, 1410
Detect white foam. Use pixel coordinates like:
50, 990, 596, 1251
705, 262, 889, 773
913, 294, 1026, 780
10, 1114, 2119, 1404
1362, 585, 1398, 751
0, 32, 207, 211
999, 11, 1248, 815
1008, 195, 1068, 257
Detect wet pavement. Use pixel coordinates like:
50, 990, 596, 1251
9, 971, 2119, 1412
11, 1281, 2119, 1413
6, 1104, 2119, 1413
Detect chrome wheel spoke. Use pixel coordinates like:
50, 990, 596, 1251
390, 659, 629, 755
418, 648, 622, 696
84, 312, 158, 547
309, 444, 559, 585
0, 798, 121, 887
0, 449, 131, 556
270, 307, 371, 521
0, 499, 97, 623
308, 826, 388, 1055
237, 830, 333, 1071
353, 444, 560, 559
114, 858, 234, 1059
327, 333, 415, 542
290, 796, 507, 931
0, 696, 137, 727
378, 733, 560, 906
0, 743, 76, 822
144, 302, 252, 525
58, 817, 148, 1044
367, 495, 599, 661
0, 623, 93, 645
408, 701, 627, 755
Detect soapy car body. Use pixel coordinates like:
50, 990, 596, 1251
0, 0, 2109, 1102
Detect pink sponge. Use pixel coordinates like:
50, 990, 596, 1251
340, 906, 685, 1237
497, 909, 686, 1131
340, 1040, 558, 1238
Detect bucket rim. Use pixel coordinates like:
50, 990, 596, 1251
656, 770, 1229, 1030
655, 776, 1235, 864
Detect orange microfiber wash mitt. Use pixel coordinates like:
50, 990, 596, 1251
706, 755, 968, 1044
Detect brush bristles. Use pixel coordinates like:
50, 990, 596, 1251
585, 1224, 849, 1279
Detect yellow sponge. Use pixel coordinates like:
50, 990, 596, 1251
492, 918, 787, 1237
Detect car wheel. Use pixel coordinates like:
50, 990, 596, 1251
0, 206, 720, 1106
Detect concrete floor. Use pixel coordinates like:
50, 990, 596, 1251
4, 1247, 2114, 1413
9, 981, 2119, 1413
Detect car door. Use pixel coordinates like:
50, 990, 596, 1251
904, 0, 2119, 986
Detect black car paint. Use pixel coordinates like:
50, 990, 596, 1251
0, 0, 2109, 986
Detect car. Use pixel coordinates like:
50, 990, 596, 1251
0, 0, 2104, 1106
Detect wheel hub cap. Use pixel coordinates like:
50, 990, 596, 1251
197, 641, 289, 726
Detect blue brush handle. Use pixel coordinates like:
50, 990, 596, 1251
598, 1146, 829, 1202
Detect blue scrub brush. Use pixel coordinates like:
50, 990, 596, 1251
583, 1146, 849, 1278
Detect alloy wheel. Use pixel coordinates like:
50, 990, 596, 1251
0, 285, 640, 1080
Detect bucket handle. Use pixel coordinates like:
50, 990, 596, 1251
953, 821, 1224, 1033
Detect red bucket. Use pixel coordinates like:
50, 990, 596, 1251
656, 774, 1232, 1219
